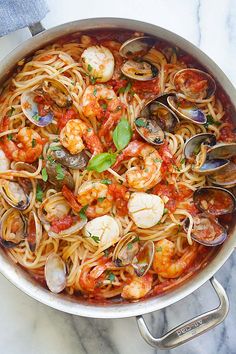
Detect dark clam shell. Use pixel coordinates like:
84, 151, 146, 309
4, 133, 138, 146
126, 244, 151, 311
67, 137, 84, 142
119, 36, 155, 59
208, 162, 236, 188
0, 208, 26, 248
184, 133, 216, 159
46, 162, 75, 190
193, 186, 236, 216
184, 213, 227, 246
50, 146, 89, 169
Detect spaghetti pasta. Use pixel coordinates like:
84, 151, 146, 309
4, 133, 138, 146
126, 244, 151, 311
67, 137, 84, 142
0, 30, 235, 302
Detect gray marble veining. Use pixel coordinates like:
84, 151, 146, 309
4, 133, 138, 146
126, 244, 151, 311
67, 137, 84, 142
0, 0, 236, 353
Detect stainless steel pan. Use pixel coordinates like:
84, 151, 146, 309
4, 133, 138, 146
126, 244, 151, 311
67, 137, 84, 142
1, 18, 235, 349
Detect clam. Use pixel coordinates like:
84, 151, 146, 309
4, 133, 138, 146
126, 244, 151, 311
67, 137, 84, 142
167, 95, 207, 125
193, 186, 236, 216
113, 233, 140, 267
38, 192, 86, 238
208, 162, 236, 188
46, 161, 75, 190
21, 90, 53, 127
121, 59, 158, 81
44, 253, 66, 293
119, 36, 155, 59
184, 133, 216, 159
207, 143, 236, 160
184, 213, 227, 246
50, 146, 89, 169
135, 100, 179, 145
42, 78, 72, 108
0, 180, 30, 210
173, 68, 216, 101
0, 208, 26, 248
131, 240, 154, 277
26, 210, 42, 252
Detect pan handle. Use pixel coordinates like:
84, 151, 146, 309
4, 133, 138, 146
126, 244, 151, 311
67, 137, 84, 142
28, 22, 45, 36
136, 277, 229, 349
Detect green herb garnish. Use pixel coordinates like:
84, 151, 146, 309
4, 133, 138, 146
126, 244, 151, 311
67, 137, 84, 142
93, 88, 97, 96
79, 204, 88, 220
8, 106, 15, 117
31, 138, 36, 147
56, 163, 65, 180
87, 64, 93, 72
91, 235, 100, 244
41, 167, 48, 182
163, 208, 168, 215
101, 178, 112, 185
156, 247, 162, 252
98, 197, 106, 202
87, 152, 117, 173
50, 145, 61, 151
32, 113, 40, 121
36, 184, 43, 202
135, 118, 147, 127
107, 272, 115, 282
7, 134, 13, 141
101, 103, 107, 110
112, 117, 132, 151
204, 114, 221, 128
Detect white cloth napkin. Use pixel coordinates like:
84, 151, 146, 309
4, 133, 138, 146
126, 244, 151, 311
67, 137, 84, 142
0, 0, 49, 36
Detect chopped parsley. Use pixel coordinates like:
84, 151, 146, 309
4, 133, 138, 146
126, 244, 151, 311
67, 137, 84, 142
101, 103, 107, 110
87, 64, 93, 72
8, 106, 15, 117
7, 134, 13, 141
101, 178, 112, 185
90, 76, 97, 84
163, 208, 168, 215
56, 163, 65, 180
93, 88, 97, 96
104, 249, 110, 257
36, 184, 43, 202
41, 167, 48, 182
180, 158, 186, 165
135, 118, 147, 127
31, 138, 36, 147
47, 155, 55, 164
156, 247, 162, 252
107, 272, 115, 282
204, 114, 221, 128
98, 197, 106, 202
32, 113, 40, 121
127, 242, 133, 250
118, 81, 132, 94
154, 158, 162, 163
79, 204, 88, 220
91, 235, 100, 244
50, 145, 62, 151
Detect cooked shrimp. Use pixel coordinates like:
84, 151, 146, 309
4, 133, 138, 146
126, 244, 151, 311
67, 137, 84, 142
0, 149, 10, 171
77, 181, 113, 218
121, 273, 153, 300
153, 239, 198, 278
0, 126, 43, 163
60, 119, 103, 156
81, 46, 114, 82
79, 261, 113, 292
113, 140, 162, 190
82, 84, 123, 119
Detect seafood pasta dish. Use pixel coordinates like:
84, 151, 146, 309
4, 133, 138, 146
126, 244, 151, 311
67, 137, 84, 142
0, 30, 235, 302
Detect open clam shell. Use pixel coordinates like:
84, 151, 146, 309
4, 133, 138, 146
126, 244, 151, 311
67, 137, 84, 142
208, 162, 236, 188
184, 133, 216, 159
119, 36, 155, 59
27, 210, 43, 252
173, 68, 216, 101
167, 95, 207, 125
42, 78, 72, 108
45, 253, 66, 293
0, 180, 30, 210
207, 143, 236, 160
193, 186, 236, 216
195, 159, 230, 175
131, 240, 154, 277
121, 59, 158, 81
184, 213, 227, 246
50, 146, 89, 170
135, 100, 179, 145
0, 208, 26, 248
38, 192, 86, 238
112, 233, 140, 267
21, 90, 53, 127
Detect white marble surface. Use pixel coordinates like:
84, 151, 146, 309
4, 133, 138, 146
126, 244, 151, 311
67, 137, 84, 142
0, 0, 236, 353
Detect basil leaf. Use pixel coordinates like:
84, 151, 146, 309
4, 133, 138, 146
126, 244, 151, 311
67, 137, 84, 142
112, 117, 132, 151
36, 184, 43, 202
42, 167, 48, 182
87, 153, 117, 173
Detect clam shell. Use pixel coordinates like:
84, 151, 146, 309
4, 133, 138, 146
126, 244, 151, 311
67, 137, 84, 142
112, 233, 140, 267
21, 91, 53, 127
45, 253, 66, 293
193, 186, 236, 215
121, 59, 158, 81
208, 162, 236, 188
119, 36, 155, 59
50, 146, 89, 170
0, 180, 30, 210
27, 210, 42, 252
0, 208, 26, 248
131, 240, 154, 277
